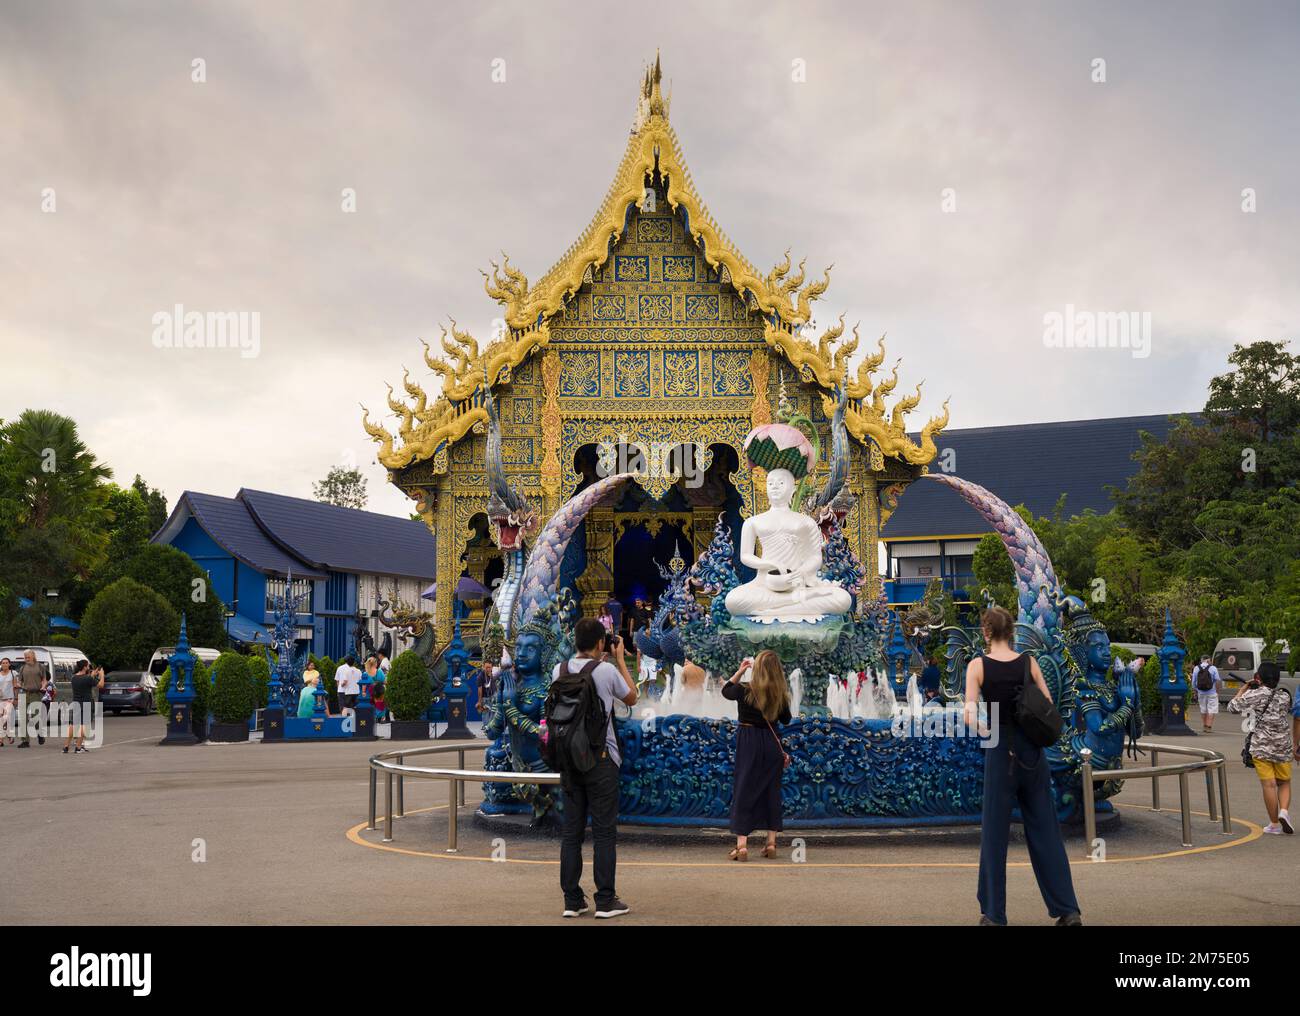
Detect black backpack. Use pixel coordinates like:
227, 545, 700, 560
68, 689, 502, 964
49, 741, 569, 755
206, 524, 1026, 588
1013, 653, 1065, 748
1195, 665, 1214, 692
542, 659, 608, 775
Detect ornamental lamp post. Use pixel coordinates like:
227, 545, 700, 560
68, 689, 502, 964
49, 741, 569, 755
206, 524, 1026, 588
1157, 607, 1192, 735
159, 615, 200, 746
438, 616, 474, 740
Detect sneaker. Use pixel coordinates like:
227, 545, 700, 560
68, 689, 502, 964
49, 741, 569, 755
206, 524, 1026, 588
561, 900, 589, 918
75, 746, 88, 754
594, 898, 630, 919
62, 746, 69, 754
1055, 912, 1083, 926
1279, 810, 1293, 834
37, 735, 45, 745
978, 915, 1004, 926
1263, 823, 1283, 835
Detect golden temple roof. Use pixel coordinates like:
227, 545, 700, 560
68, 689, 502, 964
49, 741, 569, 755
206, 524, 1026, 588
364, 57, 948, 474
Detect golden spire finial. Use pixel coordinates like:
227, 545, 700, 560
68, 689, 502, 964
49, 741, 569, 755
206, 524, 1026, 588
648, 51, 666, 117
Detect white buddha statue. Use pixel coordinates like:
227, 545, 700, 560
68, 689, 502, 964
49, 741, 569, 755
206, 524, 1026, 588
724, 424, 853, 623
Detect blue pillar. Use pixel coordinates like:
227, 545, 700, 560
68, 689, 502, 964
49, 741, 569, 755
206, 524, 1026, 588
438, 617, 473, 739
1157, 607, 1192, 735
159, 616, 200, 746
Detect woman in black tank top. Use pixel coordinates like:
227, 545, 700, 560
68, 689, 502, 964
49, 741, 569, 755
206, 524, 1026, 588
964, 606, 1082, 926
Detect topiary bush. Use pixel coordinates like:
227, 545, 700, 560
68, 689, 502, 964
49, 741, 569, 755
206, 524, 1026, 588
385, 650, 432, 722
49, 633, 82, 650
246, 654, 271, 709
80, 577, 179, 671
1136, 654, 1165, 717
314, 655, 339, 712
209, 651, 255, 725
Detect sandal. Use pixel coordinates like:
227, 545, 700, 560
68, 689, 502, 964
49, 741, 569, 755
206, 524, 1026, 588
761, 845, 776, 858
728, 847, 748, 862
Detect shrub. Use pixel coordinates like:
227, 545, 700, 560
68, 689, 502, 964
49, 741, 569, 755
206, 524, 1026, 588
313, 655, 339, 712
209, 652, 255, 724
49, 633, 82, 649
246, 653, 271, 709
385, 650, 432, 722
80, 578, 179, 671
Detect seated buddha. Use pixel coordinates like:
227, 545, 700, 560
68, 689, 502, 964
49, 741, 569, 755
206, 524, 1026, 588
724, 424, 853, 624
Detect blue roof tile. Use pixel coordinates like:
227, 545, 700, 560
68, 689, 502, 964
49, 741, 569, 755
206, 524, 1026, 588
882, 413, 1193, 539
182, 492, 326, 579
237, 489, 436, 580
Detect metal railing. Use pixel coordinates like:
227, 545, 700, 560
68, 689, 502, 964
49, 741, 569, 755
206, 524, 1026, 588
1080, 740, 1231, 854
365, 737, 1234, 858
367, 739, 560, 852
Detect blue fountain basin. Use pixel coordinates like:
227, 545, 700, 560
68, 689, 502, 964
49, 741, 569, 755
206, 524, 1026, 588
614, 713, 986, 827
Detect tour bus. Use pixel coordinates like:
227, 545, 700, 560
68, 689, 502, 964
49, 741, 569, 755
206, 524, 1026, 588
0, 645, 91, 702
1211, 638, 1295, 703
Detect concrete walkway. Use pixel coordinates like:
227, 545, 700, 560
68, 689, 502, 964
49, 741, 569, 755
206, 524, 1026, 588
3, 714, 1295, 925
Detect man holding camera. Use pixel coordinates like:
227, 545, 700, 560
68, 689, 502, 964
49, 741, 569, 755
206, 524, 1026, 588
554, 617, 637, 919
1228, 661, 1294, 834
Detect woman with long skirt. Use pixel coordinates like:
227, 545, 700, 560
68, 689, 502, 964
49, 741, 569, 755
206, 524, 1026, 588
965, 606, 1082, 926
722, 650, 792, 860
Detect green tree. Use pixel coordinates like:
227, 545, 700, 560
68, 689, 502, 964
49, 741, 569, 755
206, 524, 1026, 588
0, 411, 115, 635
80, 577, 179, 670
131, 475, 169, 537
313, 466, 367, 510
120, 544, 227, 649
971, 533, 1015, 609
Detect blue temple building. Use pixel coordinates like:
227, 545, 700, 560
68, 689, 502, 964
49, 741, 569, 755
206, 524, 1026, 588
882, 413, 1190, 606
151, 488, 436, 658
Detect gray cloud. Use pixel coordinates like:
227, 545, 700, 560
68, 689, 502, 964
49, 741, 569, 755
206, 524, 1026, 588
1, 0, 1296, 517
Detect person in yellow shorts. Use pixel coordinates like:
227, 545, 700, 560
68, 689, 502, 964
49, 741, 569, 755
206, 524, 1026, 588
1228, 662, 1294, 834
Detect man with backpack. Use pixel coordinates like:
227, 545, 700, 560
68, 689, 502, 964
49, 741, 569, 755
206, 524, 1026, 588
1191, 656, 1222, 732
543, 617, 637, 919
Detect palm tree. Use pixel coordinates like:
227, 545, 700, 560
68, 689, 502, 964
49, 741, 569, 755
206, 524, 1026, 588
0, 410, 113, 586
2, 409, 112, 526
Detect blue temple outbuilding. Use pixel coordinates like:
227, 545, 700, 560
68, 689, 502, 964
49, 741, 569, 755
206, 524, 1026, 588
151, 488, 436, 659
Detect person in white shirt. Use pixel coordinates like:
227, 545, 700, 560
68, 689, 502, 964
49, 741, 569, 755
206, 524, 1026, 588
335, 655, 363, 714
0, 658, 16, 745
1191, 656, 1223, 731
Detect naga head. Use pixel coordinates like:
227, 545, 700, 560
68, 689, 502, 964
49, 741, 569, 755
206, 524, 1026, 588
484, 388, 538, 550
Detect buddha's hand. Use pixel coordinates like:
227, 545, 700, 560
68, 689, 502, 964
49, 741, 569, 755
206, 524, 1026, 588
499, 672, 516, 703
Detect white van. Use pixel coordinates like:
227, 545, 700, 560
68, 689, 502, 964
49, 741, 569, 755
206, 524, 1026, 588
1211, 638, 1294, 703
144, 645, 222, 695
0, 645, 90, 702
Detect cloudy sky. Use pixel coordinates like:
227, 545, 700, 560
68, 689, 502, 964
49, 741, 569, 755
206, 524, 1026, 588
3, 0, 1297, 519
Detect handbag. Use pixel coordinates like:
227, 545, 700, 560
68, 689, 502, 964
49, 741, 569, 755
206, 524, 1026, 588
1014, 653, 1064, 748
1241, 685, 1281, 769
764, 717, 792, 770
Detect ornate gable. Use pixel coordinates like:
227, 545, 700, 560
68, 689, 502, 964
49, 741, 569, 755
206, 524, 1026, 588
363, 56, 948, 476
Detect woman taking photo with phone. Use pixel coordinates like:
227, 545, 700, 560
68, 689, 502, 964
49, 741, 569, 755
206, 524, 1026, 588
722, 650, 792, 861
965, 606, 1081, 926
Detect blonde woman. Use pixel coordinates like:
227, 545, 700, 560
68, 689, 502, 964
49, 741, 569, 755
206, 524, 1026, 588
722, 650, 792, 860
298, 668, 332, 718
